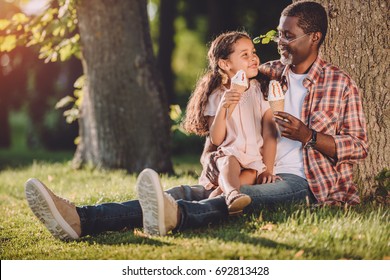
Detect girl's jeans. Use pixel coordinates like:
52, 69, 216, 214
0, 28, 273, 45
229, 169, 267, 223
77, 173, 313, 236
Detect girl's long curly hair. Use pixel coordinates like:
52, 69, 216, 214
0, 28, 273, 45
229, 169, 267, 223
182, 31, 251, 136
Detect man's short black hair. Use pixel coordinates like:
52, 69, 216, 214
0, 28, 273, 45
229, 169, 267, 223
282, 1, 328, 46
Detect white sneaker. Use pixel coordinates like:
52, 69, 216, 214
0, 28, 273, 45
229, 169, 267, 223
25, 178, 81, 240
136, 169, 178, 236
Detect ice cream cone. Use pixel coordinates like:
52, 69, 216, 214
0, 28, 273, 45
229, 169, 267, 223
268, 80, 285, 114
267, 80, 285, 134
227, 70, 248, 118
227, 84, 247, 118
269, 99, 284, 113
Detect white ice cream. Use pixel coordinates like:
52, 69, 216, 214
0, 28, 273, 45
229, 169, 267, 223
268, 80, 284, 101
231, 70, 248, 89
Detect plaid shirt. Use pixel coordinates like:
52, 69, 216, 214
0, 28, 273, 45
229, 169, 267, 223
259, 57, 368, 205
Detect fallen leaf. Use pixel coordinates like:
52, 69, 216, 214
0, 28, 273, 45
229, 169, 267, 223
133, 229, 148, 238
261, 223, 276, 231
294, 249, 304, 258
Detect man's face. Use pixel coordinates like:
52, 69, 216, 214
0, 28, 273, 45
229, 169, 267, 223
277, 16, 312, 67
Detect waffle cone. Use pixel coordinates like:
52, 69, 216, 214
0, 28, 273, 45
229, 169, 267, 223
231, 84, 247, 94
269, 99, 284, 113
227, 84, 247, 118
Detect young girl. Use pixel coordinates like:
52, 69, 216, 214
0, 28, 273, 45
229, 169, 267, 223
183, 31, 279, 215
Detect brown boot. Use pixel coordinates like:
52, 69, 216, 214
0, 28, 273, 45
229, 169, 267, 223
25, 178, 81, 240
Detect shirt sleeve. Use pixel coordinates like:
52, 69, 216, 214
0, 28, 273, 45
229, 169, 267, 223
258, 61, 285, 80
204, 90, 222, 117
333, 80, 368, 165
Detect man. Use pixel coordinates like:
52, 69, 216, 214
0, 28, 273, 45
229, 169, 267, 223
25, 1, 367, 240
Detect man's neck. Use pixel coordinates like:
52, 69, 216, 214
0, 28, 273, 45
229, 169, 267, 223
290, 53, 318, 74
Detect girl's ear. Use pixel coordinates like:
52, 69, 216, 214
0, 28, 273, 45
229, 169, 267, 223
217, 59, 230, 72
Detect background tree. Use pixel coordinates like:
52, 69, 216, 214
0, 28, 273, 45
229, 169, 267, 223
0, 45, 28, 148
207, 0, 239, 38
0, 1, 80, 151
0, 2, 29, 148
305, 0, 389, 195
74, 0, 173, 173
157, 0, 177, 105
1, 0, 173, 172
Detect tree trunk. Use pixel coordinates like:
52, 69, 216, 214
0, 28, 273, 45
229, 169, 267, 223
74, 0, 173, 173
298, 0, 390, 196
158, 0, 177, 105
28, 59, 60, 149
208, 0, 239, 39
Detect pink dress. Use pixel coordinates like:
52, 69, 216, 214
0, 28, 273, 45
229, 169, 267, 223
199, 79, 271, 188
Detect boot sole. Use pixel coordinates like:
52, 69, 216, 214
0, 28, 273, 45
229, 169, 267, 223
25, 178, 79, 240
136, 169, 166, 236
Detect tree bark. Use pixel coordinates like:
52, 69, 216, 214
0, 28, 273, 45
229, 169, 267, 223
158, 0, 177, 105
207, 0, 239, 39
297, 0, 390, 195
74, 0, 173, 173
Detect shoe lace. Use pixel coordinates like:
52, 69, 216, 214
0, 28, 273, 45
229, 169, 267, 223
50, 189, 74, 206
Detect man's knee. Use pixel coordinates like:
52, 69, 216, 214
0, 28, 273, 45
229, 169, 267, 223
167, 185, 209, 201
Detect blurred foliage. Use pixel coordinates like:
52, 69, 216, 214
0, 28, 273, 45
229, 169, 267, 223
253, 29, 277, 45
169, 103, 204, 155
1, 0, 82, 145
172, 16, 207, 100
0, 0, 289, 153
0, 0, 79, 62
148, 0, 161, 53
55, 74, 84, 123
169, 104, 185, 134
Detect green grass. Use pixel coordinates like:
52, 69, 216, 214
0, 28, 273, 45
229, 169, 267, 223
0, 154, 389, 260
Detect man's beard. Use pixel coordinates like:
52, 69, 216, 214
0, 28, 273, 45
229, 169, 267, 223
280, 52, 293, 65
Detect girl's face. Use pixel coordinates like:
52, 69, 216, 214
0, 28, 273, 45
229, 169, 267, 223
222, 37, 260, 80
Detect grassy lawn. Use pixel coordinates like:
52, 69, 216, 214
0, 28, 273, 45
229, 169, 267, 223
0, 152, 389, 260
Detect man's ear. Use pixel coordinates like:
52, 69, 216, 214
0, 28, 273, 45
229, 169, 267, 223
217, 59, 230, 72
311, 32, 322, 46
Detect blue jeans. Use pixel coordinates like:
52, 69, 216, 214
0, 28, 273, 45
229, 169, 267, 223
77, 173, 313, 236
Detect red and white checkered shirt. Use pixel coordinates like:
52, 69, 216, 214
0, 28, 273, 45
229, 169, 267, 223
259, 57, 368, 205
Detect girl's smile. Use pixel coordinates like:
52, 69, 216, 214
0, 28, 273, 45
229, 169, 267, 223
220, 38, 260, 79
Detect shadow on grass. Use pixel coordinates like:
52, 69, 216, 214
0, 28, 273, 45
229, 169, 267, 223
79, 230, 172, 247
54, 203, 387, 259
79, 224, 291, 250
179, 215, 296, 249
0, 148, 73, 170
76, 207, 300, 249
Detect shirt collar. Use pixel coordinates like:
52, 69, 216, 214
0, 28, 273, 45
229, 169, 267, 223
282, 56, 325, 88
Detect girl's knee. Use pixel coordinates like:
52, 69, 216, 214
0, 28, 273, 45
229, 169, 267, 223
218, 156, 239, 169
